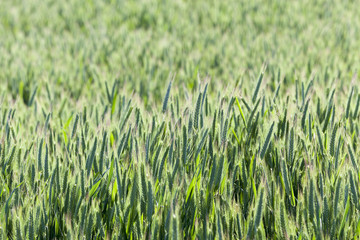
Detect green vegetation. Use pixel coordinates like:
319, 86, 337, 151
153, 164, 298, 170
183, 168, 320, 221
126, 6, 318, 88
1, 0, 360, 239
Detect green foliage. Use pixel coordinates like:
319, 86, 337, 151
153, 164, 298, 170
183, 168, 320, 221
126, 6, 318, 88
1, 0, 360, 239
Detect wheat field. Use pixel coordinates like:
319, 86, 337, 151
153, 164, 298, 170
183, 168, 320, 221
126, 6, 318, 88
1, 0, 360, 239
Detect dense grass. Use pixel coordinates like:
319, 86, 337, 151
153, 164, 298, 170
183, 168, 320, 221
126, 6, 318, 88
1, 0, 360, 239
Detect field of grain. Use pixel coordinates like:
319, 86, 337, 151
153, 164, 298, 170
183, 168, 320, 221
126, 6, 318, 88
1, 0, 360, 239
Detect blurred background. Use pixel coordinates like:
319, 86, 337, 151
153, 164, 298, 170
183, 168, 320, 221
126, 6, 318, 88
1, 0, 359, 108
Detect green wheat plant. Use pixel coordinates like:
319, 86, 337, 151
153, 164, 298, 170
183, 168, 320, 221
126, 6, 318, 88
1, 0, 360, 239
